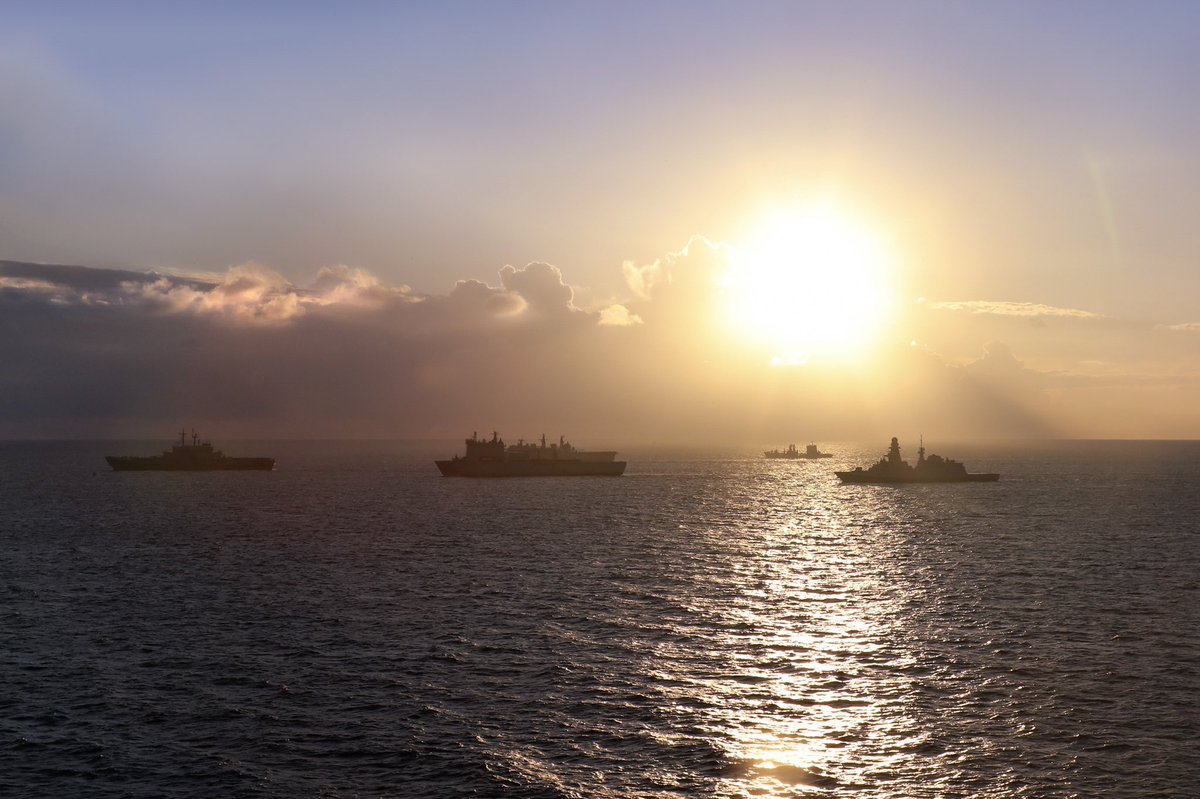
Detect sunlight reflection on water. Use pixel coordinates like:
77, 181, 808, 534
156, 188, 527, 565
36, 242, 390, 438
517, 460, 904, 796
698, 470, 912, 794
3, 442, 1198, 798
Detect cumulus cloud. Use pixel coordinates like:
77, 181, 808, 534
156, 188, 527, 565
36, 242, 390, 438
854, 341, 1059, 438
0, 257, 634, 438
498, 262, 576, 315
0, 259, 423, 326
597, 304, 642, 326
967, 340, 1030, 375
2, 248, 1197, 441
963, 341, 1046, 409
444, 278, 525, 318
618, 236, 732, 336
622, 236, 728, 300
132, 262, 302, 323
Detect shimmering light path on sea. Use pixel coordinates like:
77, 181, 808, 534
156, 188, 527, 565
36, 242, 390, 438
1, 441, 1197, 797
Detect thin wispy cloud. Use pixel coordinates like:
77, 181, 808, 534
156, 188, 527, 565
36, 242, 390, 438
930, 301, 1105, 320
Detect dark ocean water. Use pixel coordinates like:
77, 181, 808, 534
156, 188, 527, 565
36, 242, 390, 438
1, 439, 1197, 798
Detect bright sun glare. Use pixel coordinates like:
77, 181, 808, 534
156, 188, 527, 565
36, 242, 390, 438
724, 204, 894, 364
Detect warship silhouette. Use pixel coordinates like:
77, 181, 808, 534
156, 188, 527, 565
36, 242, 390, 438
436, 432, 626, 477
105, 430, 275, 471
836, 437, 998, 483
764, 443, 832, 459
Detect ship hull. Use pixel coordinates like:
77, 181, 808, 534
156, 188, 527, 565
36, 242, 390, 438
836, 470, 998, 484
765, 453, 833, 459
836, 437, 998, 484
435, 459, 626, 477
106, 456, 275, 471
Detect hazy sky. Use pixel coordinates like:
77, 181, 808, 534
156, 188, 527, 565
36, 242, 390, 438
3, 2, 1199, 441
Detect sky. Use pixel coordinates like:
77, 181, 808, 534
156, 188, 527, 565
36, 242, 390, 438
2, 2, 1199, 442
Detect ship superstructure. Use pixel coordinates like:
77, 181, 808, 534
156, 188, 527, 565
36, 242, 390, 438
105, 429, 275, 471
764, 443, 832, 459
836, 437, 998, 483
436, 431, 626, 477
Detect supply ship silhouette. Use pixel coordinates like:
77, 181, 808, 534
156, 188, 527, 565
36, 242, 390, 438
764, 443, 832, 459
436, 432, 626, 477
106, 430, 275, 471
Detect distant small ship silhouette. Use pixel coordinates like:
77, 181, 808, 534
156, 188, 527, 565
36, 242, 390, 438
836, 437, 998, 483
436, 431, 626, 477
106, 429, 275, 471
764, 443, 832, 459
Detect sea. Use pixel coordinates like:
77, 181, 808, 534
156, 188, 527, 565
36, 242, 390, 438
1, 439, 1197, 798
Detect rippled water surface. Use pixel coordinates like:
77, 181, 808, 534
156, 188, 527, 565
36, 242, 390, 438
2, 440, 1198, 797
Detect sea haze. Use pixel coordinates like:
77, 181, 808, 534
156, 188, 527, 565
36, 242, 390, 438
1, 440, 1197, 798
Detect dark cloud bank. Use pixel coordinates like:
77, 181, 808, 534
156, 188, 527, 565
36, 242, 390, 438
1, 253, 1070, 443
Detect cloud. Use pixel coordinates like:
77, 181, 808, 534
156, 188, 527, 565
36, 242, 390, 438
618, 237, 732, 338
968, 340, 1030, 375
597, 304, 642, 326
2, 247, 1198, 441
1159, 321, 1200, 333
310, 264, 413, 308
498, 262, 577, 316
0, 259, 425, 326
930, 300, 1105, 319
0, 257, 631, 438
622, 235, 728, 301
865, 341, 1060, 438
130, 262, 303, 323
0, 260, 181, 291
443, 278, 525, 318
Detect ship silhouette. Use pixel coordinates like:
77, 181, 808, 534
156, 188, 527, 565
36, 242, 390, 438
105, 429, 275, 471
764, 443, 832, 459
836, 437, 998, 483
436, 431, 626, 477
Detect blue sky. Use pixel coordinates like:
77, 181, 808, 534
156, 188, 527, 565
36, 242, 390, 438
6, 2, 1197, 293
3, 3, 1200, 438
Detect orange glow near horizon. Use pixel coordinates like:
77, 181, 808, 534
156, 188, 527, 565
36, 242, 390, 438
723, 204, 895, 364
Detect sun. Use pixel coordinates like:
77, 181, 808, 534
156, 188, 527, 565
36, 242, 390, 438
723, 203, 894, 363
